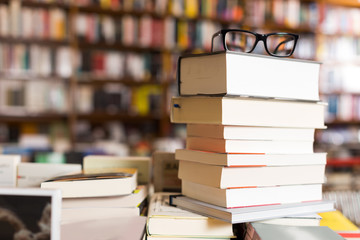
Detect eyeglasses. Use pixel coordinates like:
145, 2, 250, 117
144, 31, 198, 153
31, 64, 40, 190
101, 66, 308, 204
211, 29, 299, 57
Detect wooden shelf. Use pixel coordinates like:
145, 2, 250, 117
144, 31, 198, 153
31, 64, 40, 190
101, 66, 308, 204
0, 113, 68, 123
77, 112, 162, 122
21, 0, 70, 9
327, 157, 360, 166
0, 36, 69, 46
76, 78, 170, 86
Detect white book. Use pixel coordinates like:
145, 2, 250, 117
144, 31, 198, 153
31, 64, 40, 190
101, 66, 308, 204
0, 155, 21, 187
187, 124, 315, 141
178, 160, 325, 188
182, 180, 322, 208
171, 96, 326, 128
178, 51, 320, 101
17, 162, 82, 187
175, 149, 327, 166
146, 192, 234, 238
186, 136, 314, 154
171, 196, 334, 224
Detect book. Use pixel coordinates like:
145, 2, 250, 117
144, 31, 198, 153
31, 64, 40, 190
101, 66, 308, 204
182, 180, 323, 208
243, 222, 344, 240
146, 192, 234, 238
61, 206, 141, 224
83, 155, 151, 184
319, 210, 360, 239
187, 124, 315, 141
41, 168, 137, 198
257, 213, 322, 226
0, 188, 61, 240
152, 151, 181, 192
62, 185, 148, 209
186, 136, 314, 154
61, 216, 147, 240
17, 162, 82, 187
175, 149, 327, 166
171, 96, 326, 128
171, 196, 335, 224
0, 154, 21, 187
179, 160, 325, 188
177, 51, 320, 101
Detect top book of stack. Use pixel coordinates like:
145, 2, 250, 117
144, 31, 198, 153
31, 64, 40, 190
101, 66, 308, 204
178, 51, 321, 101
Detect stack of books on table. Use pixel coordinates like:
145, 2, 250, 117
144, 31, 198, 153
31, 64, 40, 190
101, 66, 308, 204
170, 51, 335, 224
40, 161, 147, 224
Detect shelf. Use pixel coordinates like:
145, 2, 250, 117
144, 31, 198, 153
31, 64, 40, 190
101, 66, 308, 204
76, 78, 170, 86
0, 113, 68, 123
21, 0, 70, 9
327, 157, 360, 166
77, 112, 162, 123
77, 41, 188, 53
0, 36, 69, 46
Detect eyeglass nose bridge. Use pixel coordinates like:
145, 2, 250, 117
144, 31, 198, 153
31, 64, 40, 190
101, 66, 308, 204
252, 33, 270, 53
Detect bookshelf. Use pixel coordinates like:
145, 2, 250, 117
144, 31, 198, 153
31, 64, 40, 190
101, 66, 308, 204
0, 0, 359, 158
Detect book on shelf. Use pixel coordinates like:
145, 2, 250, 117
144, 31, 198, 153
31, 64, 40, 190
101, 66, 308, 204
243, 222, 344, 240
170, 96, 326, 128
186, 136, 314, 154
146, 192, 234, 239
0, 154, 21, 187
186, 124, 316, 141
181, 180, 322, 208
17, 162, 82, 187
83, 155, 151, 184
178, 160, 325, 188
177, 51, 320, 101
41, 168, 137, 198
175, 149, 327, 167
170, 196, 335, 224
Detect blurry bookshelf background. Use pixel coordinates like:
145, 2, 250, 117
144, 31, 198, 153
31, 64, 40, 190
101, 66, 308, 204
1, 0, 360, 180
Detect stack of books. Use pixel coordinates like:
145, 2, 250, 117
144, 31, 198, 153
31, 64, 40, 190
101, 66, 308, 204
170, 51, 335, 223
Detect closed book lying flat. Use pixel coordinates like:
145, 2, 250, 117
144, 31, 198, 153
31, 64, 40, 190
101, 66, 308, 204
178, 160, 325, 188
187, 124, 315, 141
175, 149, 327, 167
186, 136, 314, 154
171, 96, 326, 128
146, 192, 234, 238
244, 223, 344, 240
171, 196, 335, 224
182, 180, 323, 208
62, 185, 147, 209
178, 51, 320, 101
41, 168, 137, 198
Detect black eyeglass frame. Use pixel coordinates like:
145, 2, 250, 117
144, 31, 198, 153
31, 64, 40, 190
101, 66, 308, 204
211, 29, 299, 57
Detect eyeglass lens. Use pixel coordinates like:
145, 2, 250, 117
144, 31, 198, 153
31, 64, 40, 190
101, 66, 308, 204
224, 31, 296, 56
224, 31, 256, 52
266, 34, 296, 56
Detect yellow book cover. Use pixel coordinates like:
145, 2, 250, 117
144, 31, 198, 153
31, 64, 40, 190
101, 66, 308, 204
319, 210, 359, 231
